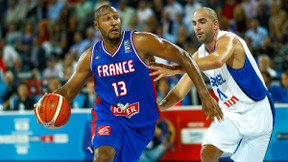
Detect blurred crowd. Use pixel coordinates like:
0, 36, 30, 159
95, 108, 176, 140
0, 0, 288, 111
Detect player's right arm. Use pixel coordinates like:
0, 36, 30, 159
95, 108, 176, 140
149, 51, 199, 81
158, 74, 194, 111
54, 48, 94, 102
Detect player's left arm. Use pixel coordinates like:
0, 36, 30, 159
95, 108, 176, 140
133, 32, 223, 122
133, 32, 207, 96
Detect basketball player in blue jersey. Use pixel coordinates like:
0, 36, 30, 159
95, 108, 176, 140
34, 5, 223, 162
149, 7, 275, 162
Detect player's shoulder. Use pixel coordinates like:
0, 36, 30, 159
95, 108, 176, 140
79, 47, 92, 63
218, 31, 238, 41
132, 31, 159, 42
132, 31, 161, 51
133, 31, 156, 37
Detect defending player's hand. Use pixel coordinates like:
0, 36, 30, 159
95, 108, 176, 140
201, 95, 224, 123
149, 63, 184, 81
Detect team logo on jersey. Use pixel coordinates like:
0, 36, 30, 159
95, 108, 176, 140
210, 74, 226, 87
111, 102, 139, 118
124, 40, 131, 53
97, 125, 111, 136
95, 55, 100, 59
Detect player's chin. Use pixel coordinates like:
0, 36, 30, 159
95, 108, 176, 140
197, 37, 205, 43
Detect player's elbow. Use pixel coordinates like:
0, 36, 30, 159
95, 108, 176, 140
212, 55, 226, 68
172, 89, 186, 102
213, 59, 225, 68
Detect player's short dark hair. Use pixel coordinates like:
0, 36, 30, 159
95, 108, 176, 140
198, 7, 219, 22
94, 5, 114, 21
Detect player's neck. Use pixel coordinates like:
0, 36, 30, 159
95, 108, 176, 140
103, 34, 122, 53
205, 30, 219, 54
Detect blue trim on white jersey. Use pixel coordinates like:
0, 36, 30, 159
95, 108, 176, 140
227, 54, 268, 101
267, 93, 276, 126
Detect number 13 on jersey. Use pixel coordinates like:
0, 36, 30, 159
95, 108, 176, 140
112, 81, 127, 96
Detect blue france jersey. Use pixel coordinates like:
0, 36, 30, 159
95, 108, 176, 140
90, 31, 159, 129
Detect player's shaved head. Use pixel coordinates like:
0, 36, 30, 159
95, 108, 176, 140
94, 5, 117, 21
196, 7, 218, 22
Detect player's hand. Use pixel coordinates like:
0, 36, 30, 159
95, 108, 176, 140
148, 63, 183, 81
201, 95, 224, 123
33, 93, 48, 124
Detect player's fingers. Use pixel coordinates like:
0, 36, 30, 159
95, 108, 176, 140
154, 74, 164, 81
218, 109, 224, 121
202, 109, 209, 120
149, 70, 160, 76
215, 111, 222, 122
216, 106, 224, 121
210, 113, 215, 123
148, 66, 158, 70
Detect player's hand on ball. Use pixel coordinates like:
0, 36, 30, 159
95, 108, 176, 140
33, 93, 71, 129
33, 93, 48, 124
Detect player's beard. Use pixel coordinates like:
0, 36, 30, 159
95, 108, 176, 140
197, 25, 215, 44
99, 25, 122, 43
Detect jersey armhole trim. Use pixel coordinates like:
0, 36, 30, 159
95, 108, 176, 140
130, 31, 149, 68
90, 43, 97, 72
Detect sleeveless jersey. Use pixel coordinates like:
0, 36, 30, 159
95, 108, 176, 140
90, 30, 159, 129
198, 31, 268, 113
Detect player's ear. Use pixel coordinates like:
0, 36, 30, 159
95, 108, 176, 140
94, 20, 99, 30
214, 20, 219, 30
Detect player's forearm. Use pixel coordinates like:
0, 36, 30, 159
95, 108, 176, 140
159, 74, 194, 111
54, 84, 80, 103
54, 88, 72, 103
158, 91, 183, 111
196, 55, 223, 71
179, 52, 210, 98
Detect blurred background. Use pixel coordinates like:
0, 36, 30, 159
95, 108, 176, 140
0, 0, 287, 161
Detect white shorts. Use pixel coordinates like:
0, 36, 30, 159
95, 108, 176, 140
202, 95, 274, 162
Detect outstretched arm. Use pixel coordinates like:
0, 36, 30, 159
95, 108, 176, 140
33, 48, 93, 123
134, 32, 223, 122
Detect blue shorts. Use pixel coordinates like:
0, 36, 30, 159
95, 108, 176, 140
89, 109, 155, 162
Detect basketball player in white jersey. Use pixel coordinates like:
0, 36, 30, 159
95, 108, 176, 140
149, 7, 275, 162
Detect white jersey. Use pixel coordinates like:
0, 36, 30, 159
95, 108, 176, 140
198, 31, 268, 113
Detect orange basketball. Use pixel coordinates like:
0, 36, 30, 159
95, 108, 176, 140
35, 94, 71, 129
